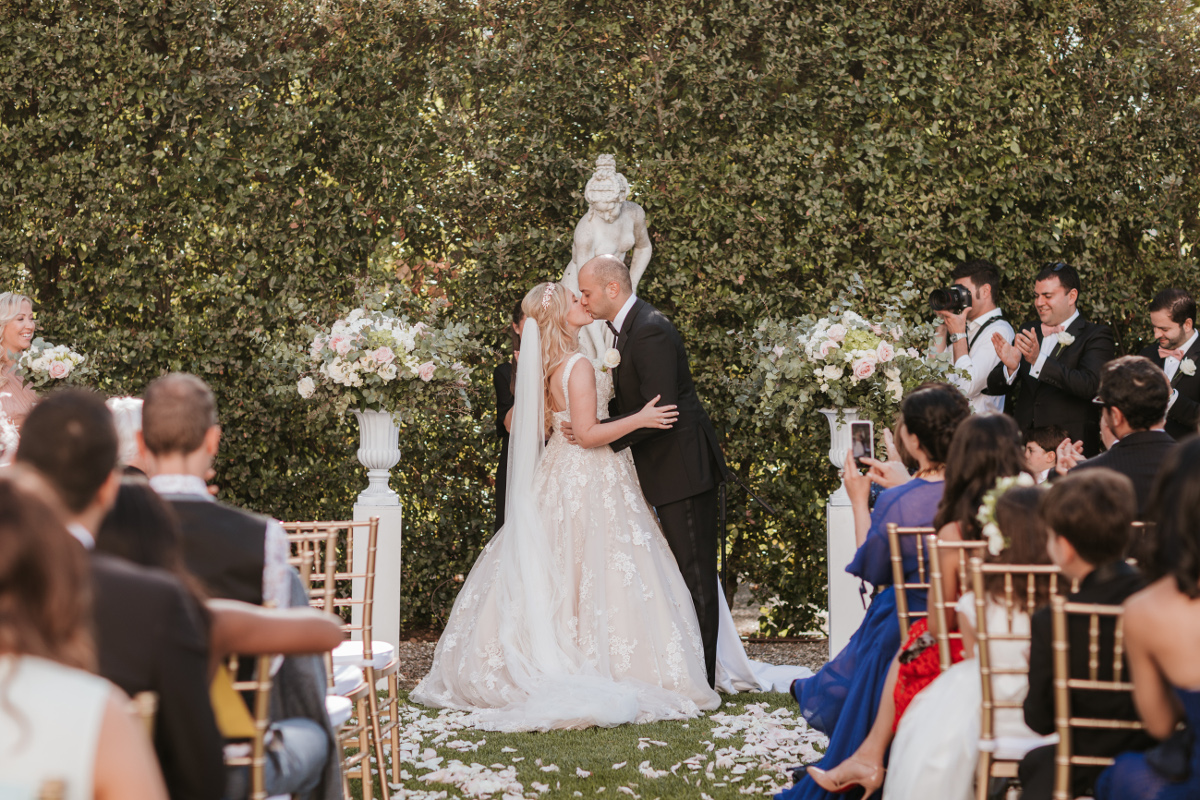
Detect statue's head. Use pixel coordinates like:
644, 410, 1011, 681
584, 155, 628, 224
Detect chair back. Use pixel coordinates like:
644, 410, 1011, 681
1125, 520, 1154, 567
223, 652, 275, 800
969, 558, 1068, 748
886, 524, 936, 639
282, 517, 381, 649
129, 691, 158, 739
926, 538, 989, 670
1050, 596, 1145, 800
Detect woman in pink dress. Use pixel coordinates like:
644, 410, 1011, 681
0, 292, 38, 427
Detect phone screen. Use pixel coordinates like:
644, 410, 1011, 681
851, 421, 874, 469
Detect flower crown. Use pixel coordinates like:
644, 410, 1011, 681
541, 282, 555, 309
976, 472, 1036, 556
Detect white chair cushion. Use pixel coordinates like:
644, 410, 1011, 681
330, 664, 364, 696
325, 695, 353, 728
332, 639, 395, 670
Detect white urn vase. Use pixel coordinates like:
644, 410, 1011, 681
818, 407, 862, 507
351, 409, 401, 506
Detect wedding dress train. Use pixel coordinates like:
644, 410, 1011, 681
412, 344, 720, 730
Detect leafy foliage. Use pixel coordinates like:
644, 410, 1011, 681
2, 0, 1197, 633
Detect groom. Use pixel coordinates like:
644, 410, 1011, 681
571, 254, 729, 687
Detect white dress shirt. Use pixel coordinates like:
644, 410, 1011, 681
950, 308, 1014, 414
149, 473, 291, 611
1007, 310, 1080, 383
612, 294, 639, 337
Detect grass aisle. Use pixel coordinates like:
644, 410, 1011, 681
374, 692, 828, 800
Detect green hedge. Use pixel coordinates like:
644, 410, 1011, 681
2, 0, 1197, 633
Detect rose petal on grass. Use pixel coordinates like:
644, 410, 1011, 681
611, 762, 627, 770
576, 768, 592, 778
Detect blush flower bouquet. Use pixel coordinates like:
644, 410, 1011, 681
17, 338, 90, 389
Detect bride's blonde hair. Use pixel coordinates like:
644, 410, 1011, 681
521, 282, 577, 430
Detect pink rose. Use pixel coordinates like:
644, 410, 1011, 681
772, 345, 786, 359
371, 346, 396, 366
418, 361, 436, 382
48, 360, 70, 380
875, 341, 895, 363
907, 347, 920, 358
826, 323, 847, 342
330, 334, 352, 356
852, 358, 876, 381
818, 339, 840, 359
870, 324, 884, 336
309, 335, 324, 359
891, 327, 904, 341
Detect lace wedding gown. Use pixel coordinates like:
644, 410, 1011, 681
412, 352, 721, 730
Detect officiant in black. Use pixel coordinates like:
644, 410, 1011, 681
492, 301, 525, 532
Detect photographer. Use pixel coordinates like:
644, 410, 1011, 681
932, 259, 1014, 414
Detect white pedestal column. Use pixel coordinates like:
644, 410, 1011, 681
350, 410, 403, 650
819, 408, 869, 659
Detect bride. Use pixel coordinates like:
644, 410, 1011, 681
412, 282, 721, 729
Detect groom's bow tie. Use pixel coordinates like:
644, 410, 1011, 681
606, 321, 620, 337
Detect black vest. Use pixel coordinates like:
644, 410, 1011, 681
168, 498, 268, 606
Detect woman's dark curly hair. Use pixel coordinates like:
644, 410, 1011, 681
898, 382, 971, 466
934, 413, 1029, 538
1145, 437, 1200, 597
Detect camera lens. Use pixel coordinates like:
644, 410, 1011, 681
929, 285, 972, 313
929, 288, 953, 312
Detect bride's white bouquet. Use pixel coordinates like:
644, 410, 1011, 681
748, 290, 961, 429
288, 293, 478, 418
17, 338, 90, 389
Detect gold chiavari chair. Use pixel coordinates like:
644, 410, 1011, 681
282, 518, 396, 799
926, 538, 989, 671
1124, 520, 1154, 567
970, 557, 1070, 800
886, 524, 936, 639
1050, 596, 1145, 800
222, 652, 275, 800
129, 690, 158, 739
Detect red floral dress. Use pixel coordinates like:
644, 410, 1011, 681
892, 618, 965, 729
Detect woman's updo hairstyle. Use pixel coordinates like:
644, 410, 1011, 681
897, 382, 970, 466
520, 282, 577, 430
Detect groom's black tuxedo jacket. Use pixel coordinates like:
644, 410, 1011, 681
1137, 338, 1200, 440
607, 298, 729, 507
986, 314, 1115, 457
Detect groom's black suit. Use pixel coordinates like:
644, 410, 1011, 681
606, 297, 728, 686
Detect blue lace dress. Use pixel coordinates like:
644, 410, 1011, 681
778, 478, 945, 800
1096, 688, 1200, 799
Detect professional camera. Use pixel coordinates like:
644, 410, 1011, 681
929, 285, 973, 313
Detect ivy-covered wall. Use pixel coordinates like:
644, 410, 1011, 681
2, 0, 1197, 633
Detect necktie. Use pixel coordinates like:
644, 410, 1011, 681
606, 321, 619, 337
1159, 346, 1185, 361
1040, 323, 1065, 338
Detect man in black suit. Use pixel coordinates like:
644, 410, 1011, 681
17, 389, 224, 800
1019, 470, 1155, 800
987, 263, 1116, 456
1138, 287, 1200, 440
573, 254, 728, 687
1063, 356, 1177, 518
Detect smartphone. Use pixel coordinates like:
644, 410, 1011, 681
850, 420, 874, 469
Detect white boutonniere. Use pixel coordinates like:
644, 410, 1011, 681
1182, 358, 1196, 377
601, 348, 621, 372
1056, 331, 1075, 347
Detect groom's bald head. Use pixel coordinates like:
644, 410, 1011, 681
578, 255, 632, 321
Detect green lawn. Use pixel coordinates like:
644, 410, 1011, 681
361, 692, 827, 800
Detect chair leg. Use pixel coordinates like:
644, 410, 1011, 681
364, 666, 391, 800
388, 671, 402, 785
975, 753, 991, 800
357, 691, 374, 800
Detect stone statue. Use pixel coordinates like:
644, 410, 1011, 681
561, 155, 653, 358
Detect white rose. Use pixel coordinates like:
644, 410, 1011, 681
1057, 332, 1075, 347
603, 348, 622, 369
983, 522, 1005, 556
379, 363, 398, 381
818, 339, 839, 360
1181, 358, 1196, 377
326, 358, 349, 385
820, 382, 830, 392
346, 308, 365, 322
826, 324, 847, 343
297, 377, 316, 398
822, 364, 844, 381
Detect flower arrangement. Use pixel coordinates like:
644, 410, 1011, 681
17, 338, 90, 389
0, 410, 18, 466
976, 472, 1037, 555
288, 292, 479, 419
747, 291, 962, 430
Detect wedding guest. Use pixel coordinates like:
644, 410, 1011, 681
1138, 287, 1199, 440
0, 291, 38, 427
988, 262, 1116, 456
1024, 425, 1069, 482
140, 373, 290, 611
1095, 439, 1200, 799
1019, 469, 1152, 800
933, 259, 1015, 414
783, 383, 969, 800
0, 469, 169, 800
1064, 356, 1176, 518
802, 413, 1028, 795
108, 395, 148, 475
884, 484, 1056, 799
16, 389, 223, 800
492, 301, 525, 532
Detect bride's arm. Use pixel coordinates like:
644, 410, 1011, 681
567, 364, 677, 449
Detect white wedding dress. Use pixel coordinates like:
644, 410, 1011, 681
412, 339, 721, 730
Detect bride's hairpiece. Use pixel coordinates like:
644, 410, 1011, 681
540, 282, 555, 309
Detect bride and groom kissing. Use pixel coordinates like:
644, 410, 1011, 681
412, 255, 743, 729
